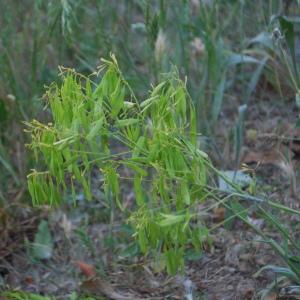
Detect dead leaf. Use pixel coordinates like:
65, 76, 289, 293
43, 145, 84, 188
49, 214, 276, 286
24, 275, 33, 284
265, 292, 277, 300
212, 207, 226, 222
75, 260, 96, 278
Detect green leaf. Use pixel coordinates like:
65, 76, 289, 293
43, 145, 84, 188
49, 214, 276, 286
0, 150, 19, 185
227, 53, 259, 66
296, 92, 300, 108
32, 220, 53, 260
254, 265, 299, 283
105, 167, 122, 210
0, 100, 7, 122
110, 81, 125, 118
158, 213, 186, 227
279, 16, 299, 85
138, 230, 148, 254
165, 248, 184, 275
212, 72, 226, 123
86, 116, 104, 141
244, 57, 268, 104
179, 181, 190, 205
125, 161, 147, 177
134, 174, 145, 206
1, 291, 52, 300
132, 136, 146, 158
115, 118, 139, 128
234, 104, 247, 168
218, 170, 253, 192
248, 31, 273, 49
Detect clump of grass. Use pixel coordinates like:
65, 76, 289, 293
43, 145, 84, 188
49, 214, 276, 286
26, 55, 214, 274
25, 55, 300, 289
0, 1, 286, 197
3, 1, 300, 295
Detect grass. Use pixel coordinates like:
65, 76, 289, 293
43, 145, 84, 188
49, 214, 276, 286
1, 0, 300, 298
0, 1, 287, 178
25, 56, 211, 274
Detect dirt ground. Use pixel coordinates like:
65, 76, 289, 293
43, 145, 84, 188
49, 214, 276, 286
1, 87, 300, 299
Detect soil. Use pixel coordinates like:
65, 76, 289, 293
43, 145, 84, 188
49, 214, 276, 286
1, 90, 300, 299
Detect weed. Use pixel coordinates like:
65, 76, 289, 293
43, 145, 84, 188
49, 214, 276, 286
26, 55, 214, 275
26, 54, 300, 287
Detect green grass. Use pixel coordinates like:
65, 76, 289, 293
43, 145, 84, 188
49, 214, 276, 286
1, 0, 300, 297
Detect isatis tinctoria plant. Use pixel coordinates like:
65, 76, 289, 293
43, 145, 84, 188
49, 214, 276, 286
25, 54, 213, 274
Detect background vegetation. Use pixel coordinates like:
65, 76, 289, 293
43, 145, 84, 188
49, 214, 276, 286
1, 0, 300, 299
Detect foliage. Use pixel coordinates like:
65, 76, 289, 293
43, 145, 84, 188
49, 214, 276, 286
2, 0, 300, 297
28, 220, 53, 261
253, 206, 300, 296
26, 55, 214, 275
1, 291, 53, 300
26, 54, 300, 288
0, 1, 283, 197
1, 291, 98, 300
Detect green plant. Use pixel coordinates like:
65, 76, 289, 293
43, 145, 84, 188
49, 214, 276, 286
1, 291, 99, 300
252, 206, 300, 297
4, 1, 300, 294
1, 291, 53, 300
26, 55, 215, 275
247, 12, 300, 101
26, 54, 300, 283
212, 182, 300, 297
1, 1, 284, 198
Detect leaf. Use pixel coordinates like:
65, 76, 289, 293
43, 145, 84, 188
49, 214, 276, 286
140, 96, 158, 109
115, 118, 139, 128
212, 72, 226, 123
104, 167, 122, 210
0, 100, 7, 122
110, 81, 125, 118
190, 106, 197, 145
1, 291, 52, 300
212, 207, 226, 222
134, 174, 144, 206
0, 147, 19, 185
164, 248, 184, 275
119, 242, 140, 258
254, 265, 299, 282
32, 220, 53, 260
296, 92, 300, 108
244, 56, 268, 104
234, 104, 247, 167
179, 181, 190, 205
248, 31, 273, 49
124, 161, 147, 177
132, 136, 146, 158
75, 260, 96, 278
227, 53, 259, 66
218, 170, 253, 192
86, 117, 104, 141
279, 16, 299, 85
138, 230, 148, 254
158, 213, 186, 227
